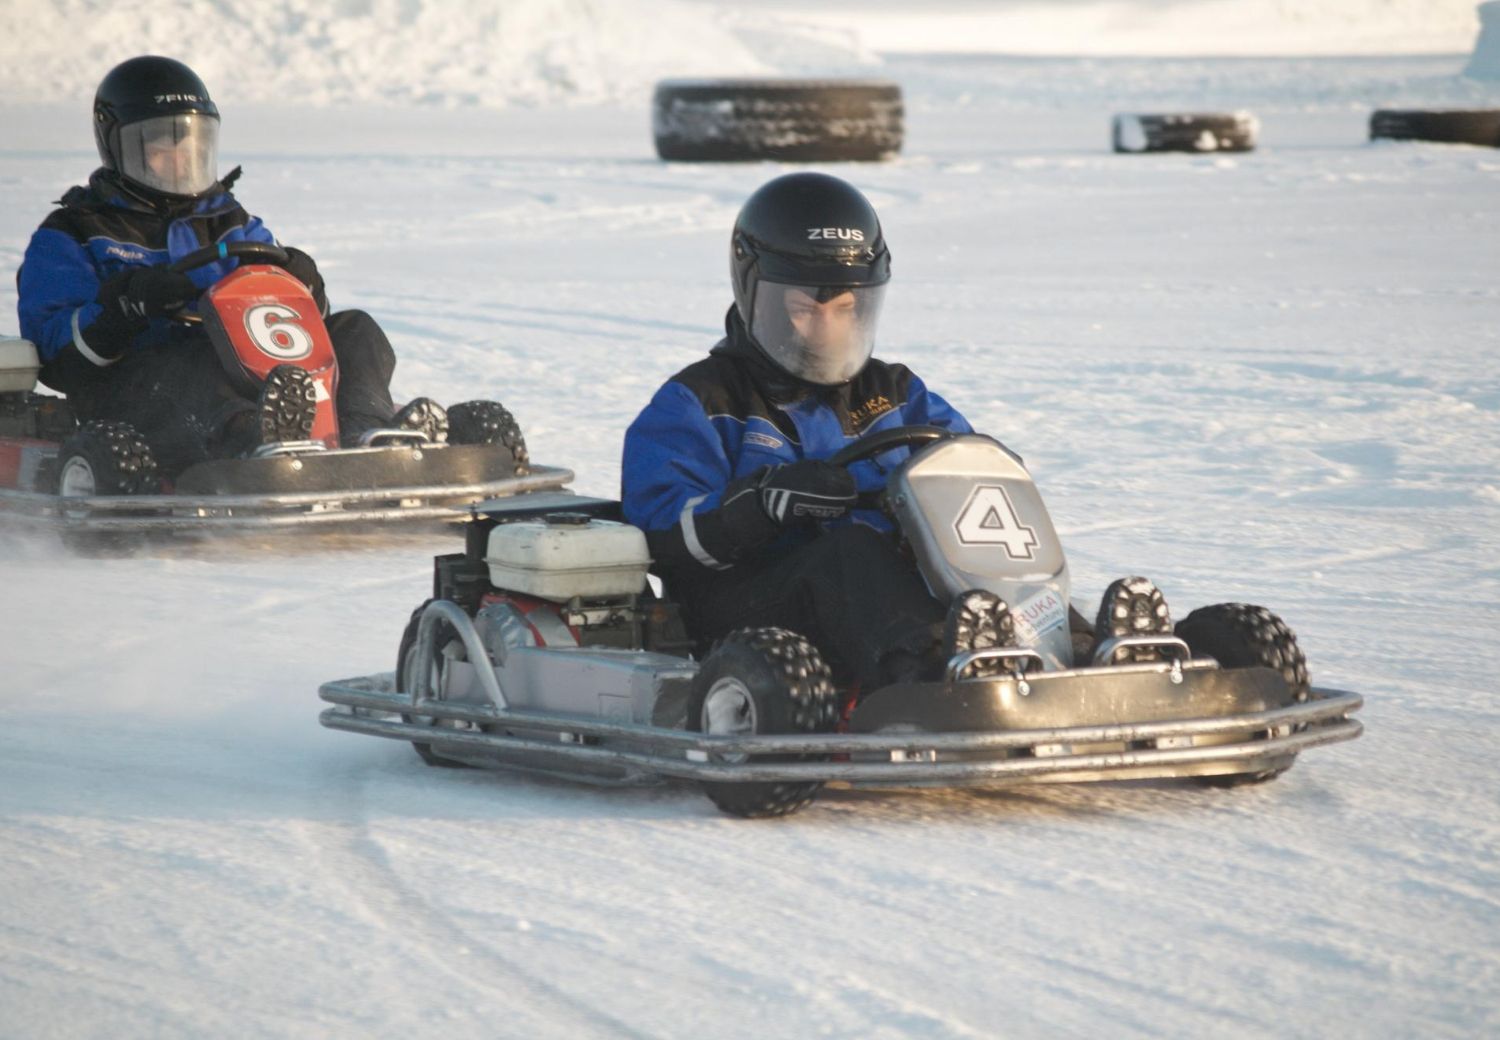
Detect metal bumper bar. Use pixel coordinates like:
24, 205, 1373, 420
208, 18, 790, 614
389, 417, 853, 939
317, 675, 1363, 785
0, 465, 572, 532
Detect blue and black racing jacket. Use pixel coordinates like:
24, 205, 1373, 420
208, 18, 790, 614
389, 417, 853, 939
16, 167, 276, 393
621, 307, 971, 593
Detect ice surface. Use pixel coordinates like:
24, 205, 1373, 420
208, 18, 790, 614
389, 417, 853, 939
2, 4, 1499, 1038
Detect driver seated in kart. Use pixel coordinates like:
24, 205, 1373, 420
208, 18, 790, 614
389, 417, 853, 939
622, 173, 1172, 692
15, 55, 446, 475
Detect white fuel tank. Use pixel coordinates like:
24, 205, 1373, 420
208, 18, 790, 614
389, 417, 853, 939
0, 337, 40, 394
485, 513, 651, 601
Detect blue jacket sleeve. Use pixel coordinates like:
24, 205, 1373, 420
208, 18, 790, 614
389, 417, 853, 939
622, 381, 731, 529
622, 381, 777, 572
17, 227, 105, 363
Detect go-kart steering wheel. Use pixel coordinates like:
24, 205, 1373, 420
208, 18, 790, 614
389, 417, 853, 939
164, 241, 291, 324
825, 424, 958, 512
827, 424, 955, 469
168, 239, 289, 275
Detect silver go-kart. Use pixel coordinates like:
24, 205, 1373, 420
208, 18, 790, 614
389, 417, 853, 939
318, 426, 1363, 817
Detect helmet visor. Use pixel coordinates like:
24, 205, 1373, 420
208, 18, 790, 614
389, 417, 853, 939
116, 113, 219, 197
749, 281, 886, 386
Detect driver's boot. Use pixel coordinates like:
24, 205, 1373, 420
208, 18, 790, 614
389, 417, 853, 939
1093, 576, 1173, 664
943, 589, 1017, 680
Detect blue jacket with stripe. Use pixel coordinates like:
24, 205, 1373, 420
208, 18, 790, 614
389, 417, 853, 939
16, 168, 275, 391
621, 307, 971, 590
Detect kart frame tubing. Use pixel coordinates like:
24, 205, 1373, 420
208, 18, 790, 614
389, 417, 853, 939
317, 676, 1363, 784
0, 466, 572, 532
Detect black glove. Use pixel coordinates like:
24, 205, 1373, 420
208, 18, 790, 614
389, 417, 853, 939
658, 459, 858, 571
98, 266, 197, 324
277, 246, 328, 313
81, 267, 198, 361
754, 460, 857, 525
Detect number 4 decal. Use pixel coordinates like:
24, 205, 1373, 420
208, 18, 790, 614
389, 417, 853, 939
954, 485, 1039, 559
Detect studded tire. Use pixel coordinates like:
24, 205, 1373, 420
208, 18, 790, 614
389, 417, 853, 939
1094, 576, 1174, 664
395, 599, 476, 769
257, 365, 319, 444
652, 79, 903, 163
53, 421, 160, 554
55, 421, 159, 496
688, 627, 840, 818
447, 399, 529, 466
1175, 602, 1309, 786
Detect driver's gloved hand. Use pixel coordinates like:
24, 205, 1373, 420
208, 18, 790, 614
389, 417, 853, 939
705, 459, 858, 564
755, 460, 857, 525
99, 267, 197, 323
276, 246, 329, 314
82, 267, 198, 361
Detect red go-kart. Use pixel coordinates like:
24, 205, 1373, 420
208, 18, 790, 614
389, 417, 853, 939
0, 241, 568, 546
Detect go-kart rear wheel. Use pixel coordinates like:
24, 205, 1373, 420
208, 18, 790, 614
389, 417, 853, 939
1175, 602, 1309, 787
54, 421, 159, 554
395, 599, 476, 769
447, 400, 528, 465
56, 420, 159, 495
688, 627, 840, 818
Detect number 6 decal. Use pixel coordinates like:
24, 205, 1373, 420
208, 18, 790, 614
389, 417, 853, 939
243, 303, 313, 360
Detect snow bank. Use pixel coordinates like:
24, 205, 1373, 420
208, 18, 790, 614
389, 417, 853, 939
0, 1, 1486, 111
1464, 0, 1500, 76
0, 0, 872, 108
774, 0, 1485, 57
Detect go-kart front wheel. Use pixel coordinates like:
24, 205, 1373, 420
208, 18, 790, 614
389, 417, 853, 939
54, 421, 159, 554
688, 627, 840, 818
1175, 602, 1310, 787
447, 399, 528, 465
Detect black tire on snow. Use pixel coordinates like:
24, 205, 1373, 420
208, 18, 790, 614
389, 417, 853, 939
1175, 602, 1309, 787
395, 599, 476, 769
54, 420, 159, 496
1093, 576, 1173, 664
447, 399, 528, 466
53, 421, 159, 554
688, 627, 841, 818
1112, 112, 1259, 153
652, 79, 903, 163
1369, 109, 1500, 148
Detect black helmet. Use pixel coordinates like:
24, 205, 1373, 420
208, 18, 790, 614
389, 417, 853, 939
731, 172, 892, 386
94, 56, 221, 200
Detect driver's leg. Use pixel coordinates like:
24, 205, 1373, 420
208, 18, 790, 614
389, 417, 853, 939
681, 524, 947, 690
324, 310, 397, 439
84, 341, 254, 475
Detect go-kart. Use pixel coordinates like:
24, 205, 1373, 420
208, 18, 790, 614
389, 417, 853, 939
318, 427, 1363, 818
0, 241, 568, 545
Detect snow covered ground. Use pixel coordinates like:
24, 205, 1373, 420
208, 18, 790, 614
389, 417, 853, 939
3, 3, 1500, 1036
